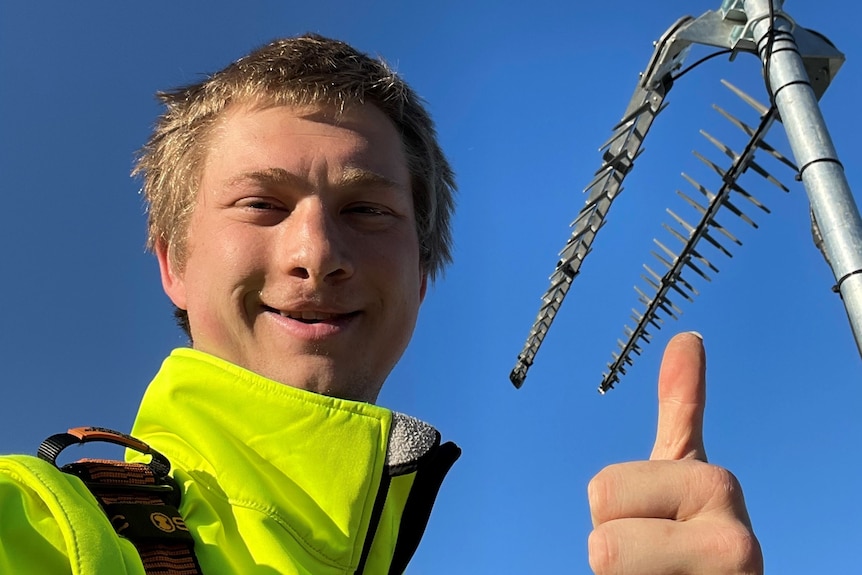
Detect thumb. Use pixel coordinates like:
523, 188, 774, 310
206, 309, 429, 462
649, 331, 708, 462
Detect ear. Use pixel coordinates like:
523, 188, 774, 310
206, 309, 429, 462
156, 240, 188, 310
418, 271, 428, 304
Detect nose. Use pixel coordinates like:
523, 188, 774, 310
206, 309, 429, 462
280, 199, 354, 284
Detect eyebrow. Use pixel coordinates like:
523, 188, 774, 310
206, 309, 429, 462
226, 167, 403, 193
337, 167, 404, 192
226, 168, 311, 192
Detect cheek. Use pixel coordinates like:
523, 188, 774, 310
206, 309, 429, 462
390, 267, 424, 335
183, 236, 267, 318
194, 226, 268, 276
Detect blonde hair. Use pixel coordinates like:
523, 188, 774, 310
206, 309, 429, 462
135, 34, 455, 279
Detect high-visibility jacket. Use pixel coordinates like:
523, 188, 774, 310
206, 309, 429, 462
0, 348, 460, 574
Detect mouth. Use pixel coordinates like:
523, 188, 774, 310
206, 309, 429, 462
261, 305, 358, 324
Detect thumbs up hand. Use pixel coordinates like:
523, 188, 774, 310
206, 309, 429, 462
587, 332, 763, 575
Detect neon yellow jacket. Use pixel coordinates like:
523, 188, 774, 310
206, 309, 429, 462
0, 348, 459, 574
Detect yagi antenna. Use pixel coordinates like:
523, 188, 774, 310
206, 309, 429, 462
510, 0, 862, 392
603, 85, 787, 393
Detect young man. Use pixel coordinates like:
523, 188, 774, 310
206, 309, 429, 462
0, 35, 762, 574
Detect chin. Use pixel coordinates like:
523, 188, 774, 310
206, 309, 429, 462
266, 365, 379, 403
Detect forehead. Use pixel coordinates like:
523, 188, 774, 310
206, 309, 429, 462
201, 101, 410, 186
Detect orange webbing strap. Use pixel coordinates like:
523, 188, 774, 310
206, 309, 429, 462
38, 428, 204, 575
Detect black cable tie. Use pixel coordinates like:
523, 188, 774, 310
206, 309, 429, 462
755, 29, 796, 47
797, 157, 844, 181
832, 269, 862, 295
771, 79, 813, 102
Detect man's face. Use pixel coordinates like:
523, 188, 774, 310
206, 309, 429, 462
157, 102, 426, 403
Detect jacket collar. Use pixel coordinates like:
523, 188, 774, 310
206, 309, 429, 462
131, 347, 398, 570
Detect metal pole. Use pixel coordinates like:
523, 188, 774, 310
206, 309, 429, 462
745, 0, 862, 357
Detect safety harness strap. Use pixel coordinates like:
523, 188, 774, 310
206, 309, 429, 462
38, 428, 204, 575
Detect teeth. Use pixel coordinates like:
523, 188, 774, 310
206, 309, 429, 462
280, 311, 334, 321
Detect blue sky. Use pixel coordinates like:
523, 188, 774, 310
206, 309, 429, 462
1, 1, 859, 573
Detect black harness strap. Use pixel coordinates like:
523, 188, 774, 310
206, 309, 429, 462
38, 427, 204, 575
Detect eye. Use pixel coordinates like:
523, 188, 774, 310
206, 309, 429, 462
235, 197, 290, 212
341, 203, 402, 232
348, 205, 387, 216
344, 203, 396, 217
245, 199, 280, 211
232, 197, 291, 225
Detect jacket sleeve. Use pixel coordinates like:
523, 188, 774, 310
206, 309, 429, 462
0, 459, 72, 574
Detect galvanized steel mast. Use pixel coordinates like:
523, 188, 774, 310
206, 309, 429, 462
746, 0, 862, 355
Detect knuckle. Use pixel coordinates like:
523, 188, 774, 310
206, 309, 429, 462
713, 464, 735, 487
587, 465, 620, 519
587, 526, 618, 575
699, 464, 744, 505
712, 524, 764, 574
